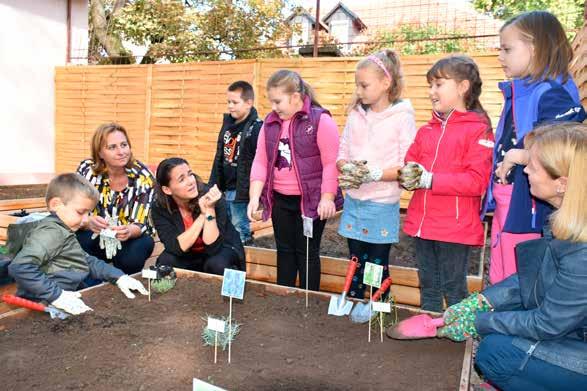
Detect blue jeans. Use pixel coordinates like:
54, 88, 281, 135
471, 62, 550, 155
415, 238, 470, 312
476, 334, 587, 390
225, 191, 251, 243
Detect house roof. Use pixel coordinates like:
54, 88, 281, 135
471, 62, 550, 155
286, 7, 329, 31
322, 2, 367, 31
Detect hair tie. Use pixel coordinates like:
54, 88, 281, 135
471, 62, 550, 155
368, 55, 392, 80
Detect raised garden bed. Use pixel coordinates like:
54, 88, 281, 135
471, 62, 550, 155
0, 271, 469, 390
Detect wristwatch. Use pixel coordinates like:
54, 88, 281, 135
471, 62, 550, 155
205, 214, 216, 221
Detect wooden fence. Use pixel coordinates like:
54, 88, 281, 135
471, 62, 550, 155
55, 53, 505, 175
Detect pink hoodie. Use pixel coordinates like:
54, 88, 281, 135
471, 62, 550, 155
338, 100, 417, 203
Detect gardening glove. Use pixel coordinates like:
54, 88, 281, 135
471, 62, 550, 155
116, 275, 148, 299
436, 293, 492, 341
338, 160, 382, 189
398, 162, 433, 191
51, 290, 93, 315
93, 228, 122, 260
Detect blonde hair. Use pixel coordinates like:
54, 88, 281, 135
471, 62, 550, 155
501, 11, 572, 83
426, 55, 491, 128
266, 69, 321, 107
46, 173, 99, 206
350, 49, 404, 111
90, 122, 135, 175
525, 122, 587, 242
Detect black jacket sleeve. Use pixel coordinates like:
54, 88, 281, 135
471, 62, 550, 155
150, 204, 187, 258
209, 122, 227, 190
203, 196, 229, 256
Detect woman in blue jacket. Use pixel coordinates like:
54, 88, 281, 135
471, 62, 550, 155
437, 122, 587, 390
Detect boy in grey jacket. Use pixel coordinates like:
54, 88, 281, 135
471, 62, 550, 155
7, 173, 147, 315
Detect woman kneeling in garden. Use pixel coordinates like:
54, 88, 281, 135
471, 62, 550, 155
428, 122, 587, 390
151, 157, 245, 274
77, 123, 155, 275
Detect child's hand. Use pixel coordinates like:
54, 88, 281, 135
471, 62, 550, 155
317, 197, 336, 220
51, 290, 93, 315
398, 162, 432, 190
116, 275, 148, 299
247, 198, 261, 222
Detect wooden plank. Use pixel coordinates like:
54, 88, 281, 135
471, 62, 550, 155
0, 198, 46, 212
459, 338, 474, 391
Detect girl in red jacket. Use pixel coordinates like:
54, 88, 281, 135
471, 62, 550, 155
399, 56, 494, 312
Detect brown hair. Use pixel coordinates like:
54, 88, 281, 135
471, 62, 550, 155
501, 11, 572, 82
45, 173, 99, 206
90, 122, 135, 175
350, 49, 404, 111
155, 157, 206, 214
426, 55, 491, 128
524, 122, 587, 242
266, 69, 321, 107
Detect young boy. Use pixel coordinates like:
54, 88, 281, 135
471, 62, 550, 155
209, 80, 263, 245
7, 173, 147, 315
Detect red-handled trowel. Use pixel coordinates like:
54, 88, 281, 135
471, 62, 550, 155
328, 256, 359, 316
385, 314, 445, 340
2, 294, 70, 320
349, 276, 393, 323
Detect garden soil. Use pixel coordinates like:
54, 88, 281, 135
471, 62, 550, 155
0, 276, 465, 391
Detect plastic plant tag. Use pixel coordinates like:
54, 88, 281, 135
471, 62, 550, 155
142, 269, 157, 279
221, 269, 246, 300
372, 301, 391, 313
207, 317, 226, 333
302, 215, 313, 238
193, 378, 226, 391
363, 262, 383, 288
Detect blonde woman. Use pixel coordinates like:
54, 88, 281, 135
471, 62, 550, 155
76, 123, 155, 276
419, 122, 587, 389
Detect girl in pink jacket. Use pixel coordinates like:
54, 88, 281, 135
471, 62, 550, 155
337, 50, 417, 299
398, 56, 494, 312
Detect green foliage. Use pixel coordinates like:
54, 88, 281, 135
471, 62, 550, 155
151, 277, 176, 293
0, 245, 7, 255
201, 316, 241, 351
472, 0, 585, 31
353, 24, 476, 56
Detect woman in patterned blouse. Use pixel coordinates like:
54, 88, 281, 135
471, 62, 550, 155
76, 122, 155, 275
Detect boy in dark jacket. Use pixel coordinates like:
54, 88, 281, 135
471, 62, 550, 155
209, 81, 262, 245
7, 173, 147, 315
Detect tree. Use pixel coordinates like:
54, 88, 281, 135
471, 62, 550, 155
472, 0, 585, 32
89, 0, 293, 64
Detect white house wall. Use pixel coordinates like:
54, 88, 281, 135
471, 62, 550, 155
0, 0, 88, 174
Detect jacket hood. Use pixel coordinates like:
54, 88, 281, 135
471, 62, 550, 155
7, 214, 68, 255
428, 109, 490, 128
355, 99, 415, 120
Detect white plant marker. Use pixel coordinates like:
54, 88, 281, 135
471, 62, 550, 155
207, 317, 225, 364
142, 268, 157, 302
302, 216, 313, 308
221, 269, 246, 364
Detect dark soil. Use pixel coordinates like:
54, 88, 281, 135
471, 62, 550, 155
0, 276, 465, 390
254, 214, 490, 275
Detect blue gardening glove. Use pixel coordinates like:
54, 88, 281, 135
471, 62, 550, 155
398, 162, 432, 191
437, 293, 492, 341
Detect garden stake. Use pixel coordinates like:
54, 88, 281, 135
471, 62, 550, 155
148, 278, 151, 302
368, 285, 372, 343
228, 297, 232, 364
214, 331, 218, 364
380, 309, 383, 343
305, 237, 309, 308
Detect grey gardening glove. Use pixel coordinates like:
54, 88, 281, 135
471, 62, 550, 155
338, 160, 382, 189
398, 162, 432, 191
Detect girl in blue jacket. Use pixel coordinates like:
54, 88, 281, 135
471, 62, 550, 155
485, 11, 585, 284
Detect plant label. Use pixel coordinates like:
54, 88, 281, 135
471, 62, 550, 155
141, 269, 157, 279
221, 269, 246, 300
207, 317, 226, 333
372, 301, 391, 313
302, 215, 313, 238
193, 378, 226, 391
363, 262, 383, 288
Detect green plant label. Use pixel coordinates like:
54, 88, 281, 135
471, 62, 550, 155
363, 262, 383, 288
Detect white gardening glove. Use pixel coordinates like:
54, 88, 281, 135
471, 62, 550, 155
116, 275, 148, 299
51, 290, 93, 315
398, 162, 432, 191
91, 213, 122, 260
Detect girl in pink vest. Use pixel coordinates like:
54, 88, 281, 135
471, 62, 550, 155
248, 70, 343, 291
399, 56, 494, 312
337, 50, 417, 299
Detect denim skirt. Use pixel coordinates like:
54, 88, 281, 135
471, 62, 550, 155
338, 195, 400, 244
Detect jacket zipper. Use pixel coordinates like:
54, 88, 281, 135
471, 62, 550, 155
265, 121, 283, 218
456, 196, 459, 222
416, 110, 454, 237
288, 113, 307, 217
